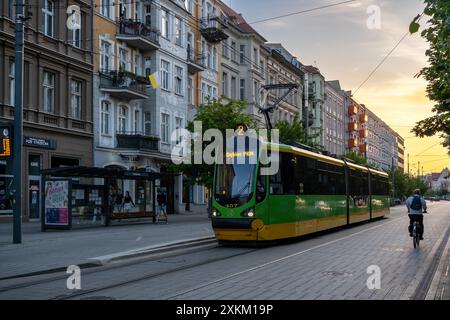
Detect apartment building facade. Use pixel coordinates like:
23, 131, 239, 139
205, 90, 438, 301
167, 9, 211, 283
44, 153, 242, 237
263, 43, 303, 125
324, 80, 346, 156
0, 0, 94, 221
302, 65, 325, 147
365, 108, 399, 171
218, 0, 267, 125
93, 0, 203, 213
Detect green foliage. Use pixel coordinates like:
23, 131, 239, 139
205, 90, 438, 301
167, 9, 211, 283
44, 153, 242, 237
274, 115, 323, 149
344, 152, 368, 165
169, 98, 257, 189
410, 1, 450, 151
387, 168, 429, 198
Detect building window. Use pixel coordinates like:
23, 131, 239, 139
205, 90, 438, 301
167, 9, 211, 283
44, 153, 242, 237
42, 0, 54, 37
118, 106, 128, 133
212, 47, 217, 70
240, 45, 246, 64
100, 40, 112, 71
43, 71, 55, 113
161, 9, 169, 38
144, 112, 151, 136
231, 76, 237, 100
185, 0, 193, 14
134, 109, 140, 133
118, 48, 130, 72
100, 0, 113, 19
188, 77, 193, 105
201, 82, 207, 103
222, 40, 229, 58
161, 60, 170, 90
175, 117, 183, 144
71, 80, 82, 119
161, 113, 170, 143
101, 101, 110, 135
8, 0, 15, 18
240, 79, 245, 100
174, 17, 182, 46
174, 66, 183, 96
222, 72, 228, 97
206, 44, 212, 68
231, 41, 237, 62
144, 4, 152, 25
71, 14, 82, 48
9, 61, 15, 106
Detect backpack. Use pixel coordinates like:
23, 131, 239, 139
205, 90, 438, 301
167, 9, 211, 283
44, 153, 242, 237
410, 195, 422, 211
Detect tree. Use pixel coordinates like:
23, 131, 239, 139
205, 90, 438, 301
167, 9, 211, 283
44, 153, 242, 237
409, 1, 450, 153
344, 151, 368, 165
169, 98, 257, 190
274, 115, 323, 149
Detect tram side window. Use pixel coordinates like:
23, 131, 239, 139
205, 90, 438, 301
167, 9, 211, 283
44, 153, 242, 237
316, 161, 345, 195
350, 170, 369, 195
372, 175, 389, 196
269, 153, 297, 195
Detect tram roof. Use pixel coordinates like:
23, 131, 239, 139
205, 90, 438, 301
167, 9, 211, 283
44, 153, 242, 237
263, 142, 389, 177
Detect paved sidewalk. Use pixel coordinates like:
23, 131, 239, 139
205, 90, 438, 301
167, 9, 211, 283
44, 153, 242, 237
0, 213, 213, 279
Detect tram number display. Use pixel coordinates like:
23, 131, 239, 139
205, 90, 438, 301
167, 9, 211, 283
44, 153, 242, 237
0, 127, 12, 158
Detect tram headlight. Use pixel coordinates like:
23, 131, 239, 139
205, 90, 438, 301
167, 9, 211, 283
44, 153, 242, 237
241, 207, 255, 218
211, 209, 220, 217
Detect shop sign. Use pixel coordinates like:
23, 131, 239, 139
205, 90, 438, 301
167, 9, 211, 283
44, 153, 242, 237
24, 136, 57, 149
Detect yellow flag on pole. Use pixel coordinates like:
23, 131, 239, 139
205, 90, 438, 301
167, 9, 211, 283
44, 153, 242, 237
149, 72, 159, 89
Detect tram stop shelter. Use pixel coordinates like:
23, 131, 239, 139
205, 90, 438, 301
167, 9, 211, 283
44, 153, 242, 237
40, 166, 176, 230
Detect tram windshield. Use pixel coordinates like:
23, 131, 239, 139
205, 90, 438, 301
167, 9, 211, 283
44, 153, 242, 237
214, 164, 256, 206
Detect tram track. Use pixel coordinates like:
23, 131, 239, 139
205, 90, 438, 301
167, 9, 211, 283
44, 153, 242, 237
0, 240, 260, 299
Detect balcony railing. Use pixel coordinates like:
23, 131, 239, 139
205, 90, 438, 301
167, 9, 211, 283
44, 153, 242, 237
348, 121, 358, 131
359, 129, 368, 138
187, 47, 206, 73
116, 131, 159, 151
200, 15, 229, 43
348, 138, 357, 148
99, 70, 150, 100
116, 19, 160, 51
348, 104, 357, 115
359, 113, 368, 123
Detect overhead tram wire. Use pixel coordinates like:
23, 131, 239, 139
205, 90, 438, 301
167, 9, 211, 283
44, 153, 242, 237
414, 142, 442, 157
247, 0, 359, 25
353, 13, 425, 96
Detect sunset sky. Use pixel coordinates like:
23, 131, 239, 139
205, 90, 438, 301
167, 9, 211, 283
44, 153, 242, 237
229, 0, 449, 174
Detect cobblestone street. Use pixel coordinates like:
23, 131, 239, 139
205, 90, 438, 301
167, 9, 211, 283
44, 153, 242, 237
0, 202, 448, 300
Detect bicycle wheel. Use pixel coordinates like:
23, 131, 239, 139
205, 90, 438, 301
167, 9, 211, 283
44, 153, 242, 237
413, 235, 417, 249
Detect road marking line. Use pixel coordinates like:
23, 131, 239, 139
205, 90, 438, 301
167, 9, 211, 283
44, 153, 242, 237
440, 287, 444, 300
167, 215, 404, 299
445, 265, 449, 277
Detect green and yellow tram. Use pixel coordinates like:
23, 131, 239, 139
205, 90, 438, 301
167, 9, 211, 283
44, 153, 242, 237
211, 140, 390, 242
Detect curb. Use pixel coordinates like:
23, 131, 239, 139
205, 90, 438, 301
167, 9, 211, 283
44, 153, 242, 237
88, 236, 217, 265
425, 232, 450, 300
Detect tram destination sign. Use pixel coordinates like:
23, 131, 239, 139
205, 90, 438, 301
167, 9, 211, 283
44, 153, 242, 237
24, 136, 57, 149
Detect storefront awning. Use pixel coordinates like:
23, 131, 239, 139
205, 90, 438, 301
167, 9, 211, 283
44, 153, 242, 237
40, 166, 175, 180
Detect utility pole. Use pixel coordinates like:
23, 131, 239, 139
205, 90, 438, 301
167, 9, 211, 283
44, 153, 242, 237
407, 153, 410, 177
418, 161, 420, 178
13, 0, 25, 244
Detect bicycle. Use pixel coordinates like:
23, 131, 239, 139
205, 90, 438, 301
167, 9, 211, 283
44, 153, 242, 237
411, 210, 427, 249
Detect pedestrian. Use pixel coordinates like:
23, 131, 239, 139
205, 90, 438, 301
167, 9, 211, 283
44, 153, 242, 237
114, 188, 123, 212
156, 190, 168, 223
122, 191, 136, 213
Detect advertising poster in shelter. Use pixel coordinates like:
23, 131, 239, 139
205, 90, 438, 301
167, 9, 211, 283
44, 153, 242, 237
44, 180, 69, 226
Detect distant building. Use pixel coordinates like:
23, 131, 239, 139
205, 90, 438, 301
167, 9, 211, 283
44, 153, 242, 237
324, 81, 347, 156
302, 66, 325, 147
427, 168, 450, 193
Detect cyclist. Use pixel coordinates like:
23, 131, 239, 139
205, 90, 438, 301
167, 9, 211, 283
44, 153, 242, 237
405, 189, 427, 240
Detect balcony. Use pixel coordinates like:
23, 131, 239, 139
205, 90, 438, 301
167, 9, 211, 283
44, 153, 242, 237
201, 16, 229, 43
116, 19, 160, 52
348, 138, 357, 148
359, 129, 368, 138
116, 131, 159, 152
187, 48, 206, 74
359, 144, 368, 154
99, 70, 150, 101
359, 113, 368, 123
348, 121, 358, 131
348, 104, 357, 115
